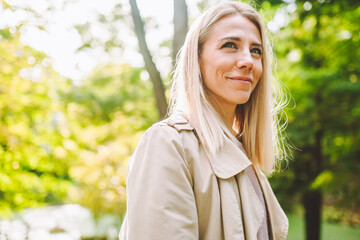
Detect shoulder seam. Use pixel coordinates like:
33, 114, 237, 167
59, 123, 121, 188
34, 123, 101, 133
165, 114, 194, 132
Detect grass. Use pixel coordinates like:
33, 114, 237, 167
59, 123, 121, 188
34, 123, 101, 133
287, 213, 360, 240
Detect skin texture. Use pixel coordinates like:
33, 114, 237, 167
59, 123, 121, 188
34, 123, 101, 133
199, 14, 263, 127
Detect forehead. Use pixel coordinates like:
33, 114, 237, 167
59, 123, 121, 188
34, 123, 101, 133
206, 14, 261, 43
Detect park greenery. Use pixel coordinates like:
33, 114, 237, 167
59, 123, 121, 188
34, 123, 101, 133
0, 0, 359, 239
267, 1, 360, 239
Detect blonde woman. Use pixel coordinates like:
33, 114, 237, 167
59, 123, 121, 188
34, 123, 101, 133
120, 1, 288, 239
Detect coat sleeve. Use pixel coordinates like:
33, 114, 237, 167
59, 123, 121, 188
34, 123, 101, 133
120, 124, 198, 240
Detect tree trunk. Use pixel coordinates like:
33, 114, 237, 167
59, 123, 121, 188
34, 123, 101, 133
172, 0, 188, 66
129, 0, 168, 119
304, 190, 322, 240
304, 107, 324, 240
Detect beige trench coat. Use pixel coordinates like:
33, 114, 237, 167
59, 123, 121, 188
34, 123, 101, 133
120, 114, 288, 240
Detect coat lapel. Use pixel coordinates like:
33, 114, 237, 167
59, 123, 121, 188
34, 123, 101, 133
236, 172, 265, 240
205, 136, 265, 239
205, 135, 252, 179
167, 113, 288, 239
168, 113, 251, 179
256, 169, 289, 240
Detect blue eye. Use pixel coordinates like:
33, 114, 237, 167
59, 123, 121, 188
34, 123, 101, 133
221, 42, 237, 49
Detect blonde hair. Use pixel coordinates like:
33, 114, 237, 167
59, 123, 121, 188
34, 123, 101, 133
169, 1, 287, 174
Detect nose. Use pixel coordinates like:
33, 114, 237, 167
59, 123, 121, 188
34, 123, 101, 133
235, 50, 253, 71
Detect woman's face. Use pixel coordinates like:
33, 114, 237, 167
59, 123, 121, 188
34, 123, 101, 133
199, 14, 263, 114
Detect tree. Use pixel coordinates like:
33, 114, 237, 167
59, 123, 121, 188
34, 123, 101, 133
0, 29, 72, 216
269, 0, 360, 239
0, 27, 159, 219
172, 0, 188, 64
129, 0, 188, 118
61, 64, 158, 217
129, 0, 168, 118
0, 0, 190, 219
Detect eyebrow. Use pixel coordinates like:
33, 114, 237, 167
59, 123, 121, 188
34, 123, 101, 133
219, 36, 263, 49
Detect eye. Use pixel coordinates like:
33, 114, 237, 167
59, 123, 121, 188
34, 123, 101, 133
250, 48, 262, 56
221, 41, 237, 49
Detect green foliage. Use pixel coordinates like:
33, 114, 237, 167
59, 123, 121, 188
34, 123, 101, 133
0, 29, 72, 217
0, 27, 158, 219
0, 0, 11, 10
62, 64, 158, 217
2, 1, 359, 233
268, 0, 360, 226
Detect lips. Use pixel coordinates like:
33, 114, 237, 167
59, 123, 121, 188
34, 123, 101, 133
228, 76, 253, 83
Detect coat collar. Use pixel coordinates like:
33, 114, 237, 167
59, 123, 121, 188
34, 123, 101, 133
166, 114, 288, 239
166, 113, 252, 179
165, 114, 194, 132
205, 135, 252, 179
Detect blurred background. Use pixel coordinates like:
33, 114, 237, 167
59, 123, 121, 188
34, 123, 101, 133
0, 0, 359, 239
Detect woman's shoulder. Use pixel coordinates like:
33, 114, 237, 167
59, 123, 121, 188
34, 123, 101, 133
129, 114, 199, 175
145, 113, 194, 136
139, 113, 199, 155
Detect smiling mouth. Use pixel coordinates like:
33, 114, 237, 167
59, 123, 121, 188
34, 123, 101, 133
228, 76, 253, 83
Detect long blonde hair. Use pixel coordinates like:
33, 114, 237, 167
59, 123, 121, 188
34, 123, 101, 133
169, 1, 287, 173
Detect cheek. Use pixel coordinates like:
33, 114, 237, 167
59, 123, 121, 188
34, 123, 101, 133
255, 61, 263, 80
200, 57, 217, 80
251, 62, 263, 90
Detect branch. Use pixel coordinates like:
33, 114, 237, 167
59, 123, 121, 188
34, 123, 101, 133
129, 0, 168, 118
172, 0, 188, 65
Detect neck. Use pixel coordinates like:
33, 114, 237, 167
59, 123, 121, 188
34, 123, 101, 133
219, 105, 237, 134
206, 94, 237, 135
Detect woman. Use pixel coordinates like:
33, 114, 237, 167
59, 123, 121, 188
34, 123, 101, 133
120, 1, 288, 239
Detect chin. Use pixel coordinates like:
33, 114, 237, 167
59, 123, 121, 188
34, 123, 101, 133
234, 96, 251, 105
